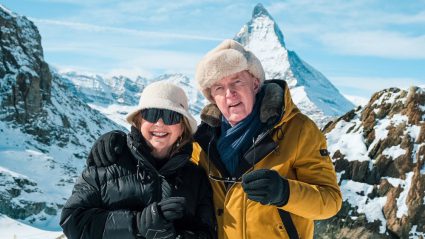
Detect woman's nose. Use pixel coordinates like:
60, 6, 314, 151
155, 118, 165, 126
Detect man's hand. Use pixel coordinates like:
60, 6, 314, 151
86, 130, 127, 167
137, 202, 176, 239
241, 169, 290, 206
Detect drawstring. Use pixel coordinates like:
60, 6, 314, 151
276, 124, 284, 140
137, 160, 151, 183
137, 160, 141, 181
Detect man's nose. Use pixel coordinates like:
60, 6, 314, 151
225, 86, 236, 97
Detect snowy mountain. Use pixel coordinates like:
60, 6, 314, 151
62, 4, 353, 129
0, 4, 122, 237
61, 71, 207, 129
317, 87, 425, 238
235, 4, 354, 127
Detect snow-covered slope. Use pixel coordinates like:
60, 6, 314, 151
0, 71, 123, 233
0, 214, 63, 239
235, 4, 354, 127
317, 86, 425, 238
0, 4, 123, 235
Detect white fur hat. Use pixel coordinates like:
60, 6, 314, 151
195, 39, 265, 102
125, 81, 197, 134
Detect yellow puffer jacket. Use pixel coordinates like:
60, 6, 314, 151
191, 80, 342, 239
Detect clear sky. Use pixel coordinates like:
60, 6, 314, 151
2, 0, 425, 99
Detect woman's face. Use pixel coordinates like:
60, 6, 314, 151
139, 115, 183, 158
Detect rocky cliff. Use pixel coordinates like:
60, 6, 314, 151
0, 5, 51, 123
317, 87, 425, 238
0, 5, 122, 230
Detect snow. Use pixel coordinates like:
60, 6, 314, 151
0, 214, 63, 239
88, 103, 134, 131
340, 180, 387, 233
410, 225, 425, 238
411, 143, 425, 164
407, 125, 422, 142
382, 145, 406, 159
391, 114, 409, 125
0, 166, 28, 179
326, 116, 371, 162
0, 4, 15, 17
384, 177, 404, 188
373, 90, 406, 107
396, 171, 414, 218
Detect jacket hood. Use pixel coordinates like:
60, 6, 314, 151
200, 80, 300, 129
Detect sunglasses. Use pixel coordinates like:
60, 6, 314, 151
207, 139, 255, 183
140, 108, 182, 125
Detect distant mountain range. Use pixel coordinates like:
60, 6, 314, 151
60, 71, 207, 129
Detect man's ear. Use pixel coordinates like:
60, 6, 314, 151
253, 77, 260, 94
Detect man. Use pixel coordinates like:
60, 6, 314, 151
89, 39, 342, 239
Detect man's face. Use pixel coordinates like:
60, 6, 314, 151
210, 70, 260, 126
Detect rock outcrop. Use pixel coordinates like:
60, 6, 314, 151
317, 87, 425, 238
0, 5, 51, 123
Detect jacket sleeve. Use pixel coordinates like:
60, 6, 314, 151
281, 118, 342, 220
178, 167, 216, 239
60, 167, 138, 239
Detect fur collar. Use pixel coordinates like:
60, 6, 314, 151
200, 82, 284, 127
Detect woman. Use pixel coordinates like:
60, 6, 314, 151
60, 81, 215, 239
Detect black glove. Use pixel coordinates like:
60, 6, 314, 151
87, 130, 127, 167
158, 197, 186, 221
241, 169, 290, 206
137, 202, 176, 239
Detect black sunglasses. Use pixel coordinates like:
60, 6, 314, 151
207, 139, 255, 183
140, 108, 182, 125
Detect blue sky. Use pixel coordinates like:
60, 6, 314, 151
2, 0, 425, 99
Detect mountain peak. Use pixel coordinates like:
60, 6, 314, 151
0, 4, 15, 17
252, 3, 271, 18
234, 3, 354, 123
235, 3, 286, 48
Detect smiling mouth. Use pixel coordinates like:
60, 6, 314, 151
229, 102, 241, 108
151, 132, 169, 137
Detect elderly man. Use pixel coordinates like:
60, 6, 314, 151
89, 39, 342, 239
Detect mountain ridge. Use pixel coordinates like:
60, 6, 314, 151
234, 3, 354, 126
0, 4, 123, 232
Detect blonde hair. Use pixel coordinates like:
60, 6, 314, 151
132, 112, 193, 157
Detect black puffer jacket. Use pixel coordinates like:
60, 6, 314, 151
60, 128, 215, 239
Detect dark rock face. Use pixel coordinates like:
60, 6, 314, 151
0, 6, 52, 123
318, 87, 425, 238
0, 6, 123, 230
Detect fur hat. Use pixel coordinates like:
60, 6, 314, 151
195, 39, 265, 102
125, 81, 197, 134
